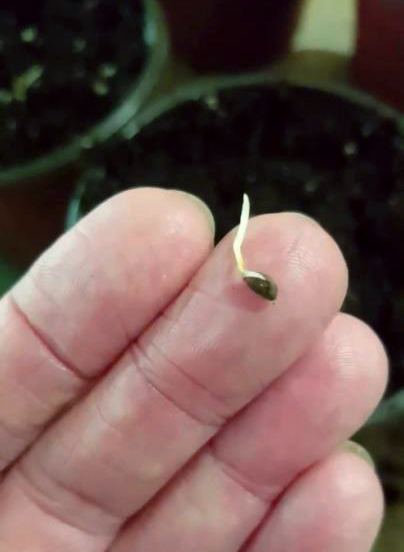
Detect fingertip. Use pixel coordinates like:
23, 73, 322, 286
335, 443, 385, 520
248, 444, 385, 552
320, 447, 385, 550
82, 186, 215, 246
170, 189, 216, 238
238, 211, 349, 321
340, 440, 376, 471
282, 212, 349, 311
330, 313, 389, 407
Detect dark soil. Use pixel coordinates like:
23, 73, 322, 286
72, 84, 404, 393
0, 0, 146, 168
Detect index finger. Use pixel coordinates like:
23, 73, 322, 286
0, 187, 214, 470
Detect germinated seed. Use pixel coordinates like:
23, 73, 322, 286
233, 194, 278, 302
244, 272, 278, 301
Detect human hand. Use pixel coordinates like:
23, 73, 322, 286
0, 188, 387, 551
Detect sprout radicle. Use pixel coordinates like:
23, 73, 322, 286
233, 194, 278, 301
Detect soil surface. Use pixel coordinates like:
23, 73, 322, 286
0, 0, 146, 168
72, 84, 404, 393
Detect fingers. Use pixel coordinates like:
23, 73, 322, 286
12, 187, 215, 376
110, 450, 267, 552
110, 449, 382, 552
0, 188, 214, 470
1, 212, 348, 550
108, 314, 387, 552
211, 312, 388, 500
244, 447, 384, 552
133, 211, 349, 427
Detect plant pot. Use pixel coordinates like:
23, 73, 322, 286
158, 0, 304, 73
356, 390, 404, 510
353, 0, 404, 110
66, 71, 404, 402
0, 0, 169, 188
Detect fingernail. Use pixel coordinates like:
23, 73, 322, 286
174, 190, 215, 235
342, 440, 376, 470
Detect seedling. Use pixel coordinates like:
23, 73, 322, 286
233, 194, 278, 301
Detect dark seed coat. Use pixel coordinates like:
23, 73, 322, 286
244, 272, 278, 301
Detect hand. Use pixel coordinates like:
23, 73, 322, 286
0, 188, 387, 551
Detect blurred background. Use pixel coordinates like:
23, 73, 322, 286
0, 1, 403, 549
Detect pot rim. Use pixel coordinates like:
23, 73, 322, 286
123, 63, 404, 136
65, 63, 404, 229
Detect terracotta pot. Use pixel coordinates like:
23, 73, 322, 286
353, 0, 404, 109
158, 0, 304, 72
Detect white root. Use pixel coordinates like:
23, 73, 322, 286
233, 193, 266, 281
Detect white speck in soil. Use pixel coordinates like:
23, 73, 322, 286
72, 37, 86, 53
20, 26, 38, 43
93, 80, 109, 96
204, 94, 220, 111
344, 141, 358, 157
99, 63, 117, 79
304, 179, 318, 193
80, 136, 94, 149
0, 89, 12, 104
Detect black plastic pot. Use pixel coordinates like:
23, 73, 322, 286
65, 72, 404, 401
0, 0, 168, 188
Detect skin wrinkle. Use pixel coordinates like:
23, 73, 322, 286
17, 405, 131, 535
144, 335, 224, 409
0, 317, 77, 424
8, 293, 89, 383
211, 435, 314, 508
151, 304, 249, 408
131, 340, 224, 429
158, 287, 260, 393
189, 452, 266, 526
207, 447, 273, 507
12, 464, 121, 538
83, 368, 203, 492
